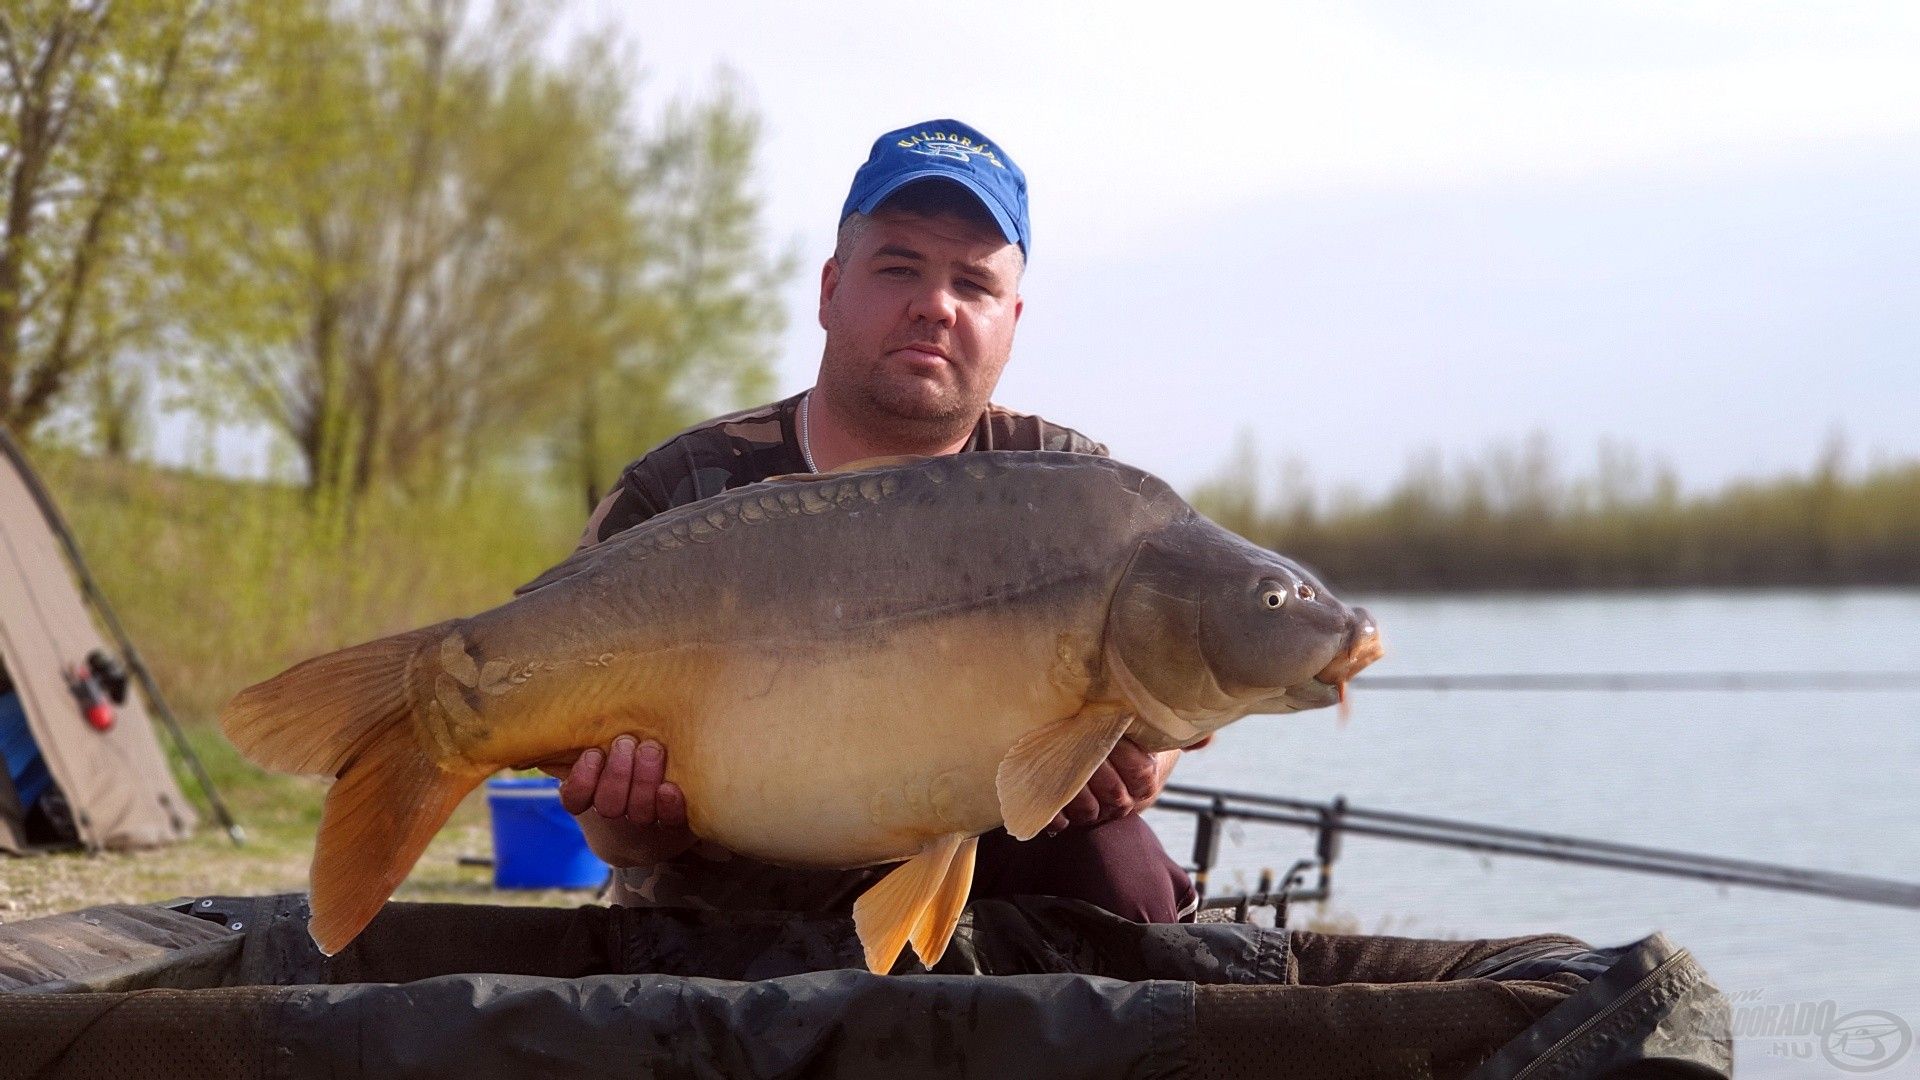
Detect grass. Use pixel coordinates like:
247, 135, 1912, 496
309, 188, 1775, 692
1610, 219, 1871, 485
36, 451, 583, 723
3, 453, 596, 923
0, 726, 603, 923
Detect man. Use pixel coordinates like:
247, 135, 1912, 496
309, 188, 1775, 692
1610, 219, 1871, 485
547, 120, 1200, 923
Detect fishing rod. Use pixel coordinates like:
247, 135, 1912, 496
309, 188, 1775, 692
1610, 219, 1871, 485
1354, 671, 1920, 692
1152, 783, 1920, 912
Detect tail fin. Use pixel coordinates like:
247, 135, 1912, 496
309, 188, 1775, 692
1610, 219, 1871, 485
220, 621, 455, 776
307, 720, 481, 954
219, 621, 482, 955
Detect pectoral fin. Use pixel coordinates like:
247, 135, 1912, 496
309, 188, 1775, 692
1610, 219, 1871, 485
995, 706, 1135, 841
854, 832, 970, 974
1104, 640, 1206, 744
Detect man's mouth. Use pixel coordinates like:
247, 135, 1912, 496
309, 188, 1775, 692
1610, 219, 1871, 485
890, 343, 950, 364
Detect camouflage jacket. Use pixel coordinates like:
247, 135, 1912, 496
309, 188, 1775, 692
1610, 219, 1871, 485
578, 391, 1107, 912
578, 392, 1108, 548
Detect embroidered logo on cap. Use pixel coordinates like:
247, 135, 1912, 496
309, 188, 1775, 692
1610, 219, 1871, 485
895, 130, 1007, 169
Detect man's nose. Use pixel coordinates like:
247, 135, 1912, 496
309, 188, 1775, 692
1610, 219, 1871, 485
906, 280, 959, 326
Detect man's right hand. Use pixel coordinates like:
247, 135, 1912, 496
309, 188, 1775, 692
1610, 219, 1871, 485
541, 736, 697, 865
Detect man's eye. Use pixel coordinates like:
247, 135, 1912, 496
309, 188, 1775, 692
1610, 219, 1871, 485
880, 266, 913, 277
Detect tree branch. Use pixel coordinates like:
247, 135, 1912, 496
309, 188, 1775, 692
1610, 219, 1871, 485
0, 15, 24, 94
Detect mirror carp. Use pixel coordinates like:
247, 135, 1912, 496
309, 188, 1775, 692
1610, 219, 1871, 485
221, 451, 1382, 973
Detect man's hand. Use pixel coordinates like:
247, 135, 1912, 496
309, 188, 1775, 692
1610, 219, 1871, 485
1047, 737, 1199, 835
541, 736, 697, 865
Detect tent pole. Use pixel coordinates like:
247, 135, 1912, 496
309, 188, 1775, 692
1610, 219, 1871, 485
0, 425, 246, 846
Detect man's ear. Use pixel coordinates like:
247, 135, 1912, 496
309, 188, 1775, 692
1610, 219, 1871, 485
1013, 295, 1023, 325
818, 258, 841, 330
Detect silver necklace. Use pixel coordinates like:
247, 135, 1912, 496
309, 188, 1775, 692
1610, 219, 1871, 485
798, 391, 820, 472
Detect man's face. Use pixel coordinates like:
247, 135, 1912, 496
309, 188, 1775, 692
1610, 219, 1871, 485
816, 208, 1024, 435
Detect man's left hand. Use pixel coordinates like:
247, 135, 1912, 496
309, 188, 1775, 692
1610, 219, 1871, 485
1047, 738, 1182, 834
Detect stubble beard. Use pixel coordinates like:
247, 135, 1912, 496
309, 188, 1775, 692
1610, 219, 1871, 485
820, 345, 993, 450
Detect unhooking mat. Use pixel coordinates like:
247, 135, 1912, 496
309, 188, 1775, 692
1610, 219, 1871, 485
0, 893, 1731, 1079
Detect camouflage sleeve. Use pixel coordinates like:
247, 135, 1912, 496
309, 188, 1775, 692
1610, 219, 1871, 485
1038, 422, 1108, 458
575, 398, 803, 554
1059, 421, 1109, 457
977, 403, 1109, 458
576, 479, 664, 550
1044, 416, 1108, 458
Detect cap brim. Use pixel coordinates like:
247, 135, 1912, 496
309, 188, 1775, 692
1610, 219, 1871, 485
855, 169, 1023, 250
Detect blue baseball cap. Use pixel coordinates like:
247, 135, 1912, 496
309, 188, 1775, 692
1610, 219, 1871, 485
840, 120, 1030, 256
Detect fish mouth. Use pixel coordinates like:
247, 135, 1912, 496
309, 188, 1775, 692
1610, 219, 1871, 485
1312, 609, 1384, 712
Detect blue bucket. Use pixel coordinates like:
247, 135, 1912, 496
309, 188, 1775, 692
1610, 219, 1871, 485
485, 776, 610, 890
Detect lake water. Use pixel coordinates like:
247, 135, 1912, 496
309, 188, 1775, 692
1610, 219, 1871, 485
1145, 589, 1920, 1079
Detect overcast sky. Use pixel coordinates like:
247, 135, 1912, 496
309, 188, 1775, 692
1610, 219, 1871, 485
556, 0, 1918, 495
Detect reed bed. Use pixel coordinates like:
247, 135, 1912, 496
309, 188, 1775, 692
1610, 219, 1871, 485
1193, 443, 1920, 592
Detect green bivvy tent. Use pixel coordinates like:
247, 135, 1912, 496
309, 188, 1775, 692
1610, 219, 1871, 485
0, 428, 196, 853
0, 893, 1732, 1078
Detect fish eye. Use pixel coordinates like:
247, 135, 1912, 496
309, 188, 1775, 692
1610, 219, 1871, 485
1295, 583, 1316, 602
1260, 587, 1286, 610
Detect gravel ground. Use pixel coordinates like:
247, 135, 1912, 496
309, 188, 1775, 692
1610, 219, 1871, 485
1, 774, 1368, 934
0, 792, 600, 926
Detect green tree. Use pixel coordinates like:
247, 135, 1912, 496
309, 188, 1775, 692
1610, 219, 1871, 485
174, 0, 785, 513
554, 89, 788, 512
174, 0, 571, 505
1189, 430, 1263, 539
0, 0, 226, 440
85, 352, 146, 458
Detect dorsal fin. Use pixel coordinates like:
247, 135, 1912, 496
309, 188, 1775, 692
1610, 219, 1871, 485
516, 456, 933, 595
514, 540, 619, 595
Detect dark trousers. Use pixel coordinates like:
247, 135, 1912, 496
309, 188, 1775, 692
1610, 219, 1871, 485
969, 814, 1198, 923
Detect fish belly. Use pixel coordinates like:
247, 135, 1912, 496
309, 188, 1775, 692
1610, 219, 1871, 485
669, 614, 1097, 869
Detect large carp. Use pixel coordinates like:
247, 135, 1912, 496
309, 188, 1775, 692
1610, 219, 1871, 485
221, 451, 1382, 973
